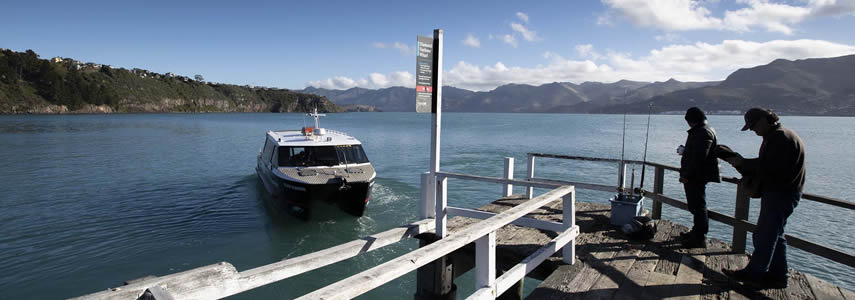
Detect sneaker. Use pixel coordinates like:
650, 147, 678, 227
724, 269, 788, 289
760, 272, 789, 288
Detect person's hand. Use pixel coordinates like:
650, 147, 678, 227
679, 177, 688, 183
725, 156, 743, 167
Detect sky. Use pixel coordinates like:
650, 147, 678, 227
3, 0, 855, 91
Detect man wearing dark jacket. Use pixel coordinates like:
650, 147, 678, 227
678, 107, 721, 248
723, 107, 806, 289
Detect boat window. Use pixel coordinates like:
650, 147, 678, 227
278, 146, 341, 167
337, 145, 370, 164
262, 139, 275, 162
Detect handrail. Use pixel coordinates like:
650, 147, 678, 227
297, 185, 578, 300
526, 152, 855, 269
528, 153, 855, 211
71, 219, 436, 300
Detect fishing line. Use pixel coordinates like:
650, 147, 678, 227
639, 102, 653, 191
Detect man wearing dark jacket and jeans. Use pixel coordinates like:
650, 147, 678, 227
678, 107, 721, 248
723, 107, 806, 289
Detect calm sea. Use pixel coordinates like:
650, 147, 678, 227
1, 113, 853, 299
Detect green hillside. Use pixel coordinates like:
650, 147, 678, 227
0, 49, 341, 114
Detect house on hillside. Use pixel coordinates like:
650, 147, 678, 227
166, 72, 175, 78
51, 57, 63, 63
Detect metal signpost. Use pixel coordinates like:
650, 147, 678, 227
416, 29, 453, 300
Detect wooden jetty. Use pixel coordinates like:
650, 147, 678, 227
449, 195, 855, 299
71, 154, 855, 299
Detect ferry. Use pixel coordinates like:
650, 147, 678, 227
256, 109, 375, 220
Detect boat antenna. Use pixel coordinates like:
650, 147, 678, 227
307, 106, 326, 129
619, 90, 627, 193
639, 102, 653, 191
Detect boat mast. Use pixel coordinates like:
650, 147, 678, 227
308, 107, 326, 129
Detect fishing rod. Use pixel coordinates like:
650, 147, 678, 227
619, 90, 627, 194
639, 102, 653, 191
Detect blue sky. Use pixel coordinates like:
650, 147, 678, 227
3, 0, 854, 91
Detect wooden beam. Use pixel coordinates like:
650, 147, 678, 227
494, 226, 579, 296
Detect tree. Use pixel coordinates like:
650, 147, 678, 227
194, 74, 204, 82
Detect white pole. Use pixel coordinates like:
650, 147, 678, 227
475, 231, 497, 292
503, 157, 514, 197
430, 29, 444, 237
562, 190, 576, 264
526, 154, 535, 199
420, 172, 435, 219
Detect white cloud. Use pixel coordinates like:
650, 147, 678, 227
511, 23, 539, 41
575, 44, 603, 60
463, 34, 481, 48
372, 42, 386, 48
808, 0, 855, 17
392, 42, 413, 56
654, 33, 682, 42
312, 39, 855, 91
308, 72, 414, 90
723, 0, 811, 34
501, 34, 518, 47
601, 0, 855, 34
516, 12, 530, 23
601, 0, 722, 31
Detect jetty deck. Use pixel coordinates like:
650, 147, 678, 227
447, 195, 855, 300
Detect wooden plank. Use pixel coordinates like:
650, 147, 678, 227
699, 239, 732, 300
583, 248, 641, 300
654, 224, 683, 276
527, 263, 586, 298
494, 226, 578, 295
805, 273, 846, 300
564, 230, 624, 300
840, 286, 855, 300
726, 254, 752, 300
611, 246, 660, 300
669, 253, 707, 300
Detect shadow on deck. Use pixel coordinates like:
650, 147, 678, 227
446, 195, 854, 300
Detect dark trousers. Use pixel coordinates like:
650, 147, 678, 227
684, 182, 708, 236
747, 191, 800, 276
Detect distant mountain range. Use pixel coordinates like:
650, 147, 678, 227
302, 54, 855, 115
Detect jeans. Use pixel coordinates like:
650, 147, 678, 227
747, 191, 800, 276
684, 182, 708, 236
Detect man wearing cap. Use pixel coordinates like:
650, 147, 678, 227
723, 107, 806, 289
678, 107, 721, 248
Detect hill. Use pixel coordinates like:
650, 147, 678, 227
302, 79, 718, 113
601, 55, 855, 115
0, 49, 341, 114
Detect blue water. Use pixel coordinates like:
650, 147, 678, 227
0, 113, 853, 299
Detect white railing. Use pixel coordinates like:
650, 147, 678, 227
72, 157, 579, 300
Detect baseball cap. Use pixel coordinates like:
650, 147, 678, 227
741, 108, 772, 131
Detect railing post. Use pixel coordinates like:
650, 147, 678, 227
436, 176, 448, 238
652, 166, 664, 220
475, 231, 496, 294
420, 172, 436, 219
503, 157, 514, 197
526, 154, 535, 199
562, 188, 576, 264
733, 180, 750, 253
